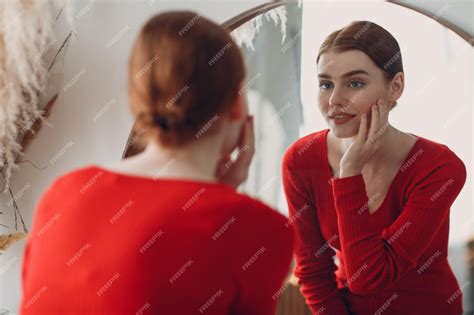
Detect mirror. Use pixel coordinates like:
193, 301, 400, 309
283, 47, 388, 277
212, 2, 472, 314
120, 1, 472, 313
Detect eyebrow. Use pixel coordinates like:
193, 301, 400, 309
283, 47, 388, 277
318, 69, 370, 79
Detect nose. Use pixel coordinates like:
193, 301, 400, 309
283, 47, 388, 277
328, 86, 348, 109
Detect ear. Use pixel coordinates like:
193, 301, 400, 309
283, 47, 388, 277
388, 72, 404, 109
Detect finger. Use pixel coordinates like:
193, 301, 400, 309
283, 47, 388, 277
218, 154, 231, 165
357, 112, 368, 142
379, 99, 389, 130
238, 116, 255, 164
235, 118, 247, 148
237, 116, 253, 147
367, 103, 379, 142
246, 116, 255, 153
215, 155, 232, 178
374, 99, 388, 142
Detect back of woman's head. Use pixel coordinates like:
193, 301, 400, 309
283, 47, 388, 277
129, 11, 245, 147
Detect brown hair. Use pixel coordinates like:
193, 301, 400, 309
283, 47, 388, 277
128, 11, 245, 147
317, 21, 403, 82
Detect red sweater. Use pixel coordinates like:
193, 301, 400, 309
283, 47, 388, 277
20, 166, 293, 315
282, 129, 466, 315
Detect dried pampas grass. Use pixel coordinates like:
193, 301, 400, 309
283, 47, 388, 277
0, 232, 28, 254
0, 0, 64, 188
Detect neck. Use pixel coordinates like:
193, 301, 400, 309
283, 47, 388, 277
142, 135, 223, 182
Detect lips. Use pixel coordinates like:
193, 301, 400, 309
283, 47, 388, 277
328, 112, 357, 125
328, 112, 357, 119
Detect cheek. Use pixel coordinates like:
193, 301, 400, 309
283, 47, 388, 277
350, 91, 377, 114
318, 93, 329, 111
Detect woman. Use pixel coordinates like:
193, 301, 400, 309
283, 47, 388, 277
282, 21, 466, 315
20, 11, 293, 314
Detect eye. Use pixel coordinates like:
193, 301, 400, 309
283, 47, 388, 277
319, 82, 333, 91
348, 80, 365, 89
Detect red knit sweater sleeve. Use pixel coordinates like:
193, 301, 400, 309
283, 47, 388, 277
331, 147, 467, 295
282, 149, 350, 315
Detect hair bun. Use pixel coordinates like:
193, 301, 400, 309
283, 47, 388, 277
153, 114, 170, 131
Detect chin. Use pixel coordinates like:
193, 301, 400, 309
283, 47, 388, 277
330, 125, 358, 138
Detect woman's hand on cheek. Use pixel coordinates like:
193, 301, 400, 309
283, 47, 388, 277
339, 99, 389, 178
215, 115, 255, 188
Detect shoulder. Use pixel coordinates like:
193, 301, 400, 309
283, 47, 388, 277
282, 129, 328, 170
38, 165, 99, 193
30, 165, 100, 228
408, 136, 467, 188
416, 137, 466, 174
47, 165, 103, 185
36, 166, 108, 208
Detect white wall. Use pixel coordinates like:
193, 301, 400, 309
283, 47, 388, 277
0, 1, 266, 312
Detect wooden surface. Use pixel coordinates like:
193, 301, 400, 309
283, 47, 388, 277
276, 283, 312, 315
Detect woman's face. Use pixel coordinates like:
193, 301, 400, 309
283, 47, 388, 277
317, 49, 392, 139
